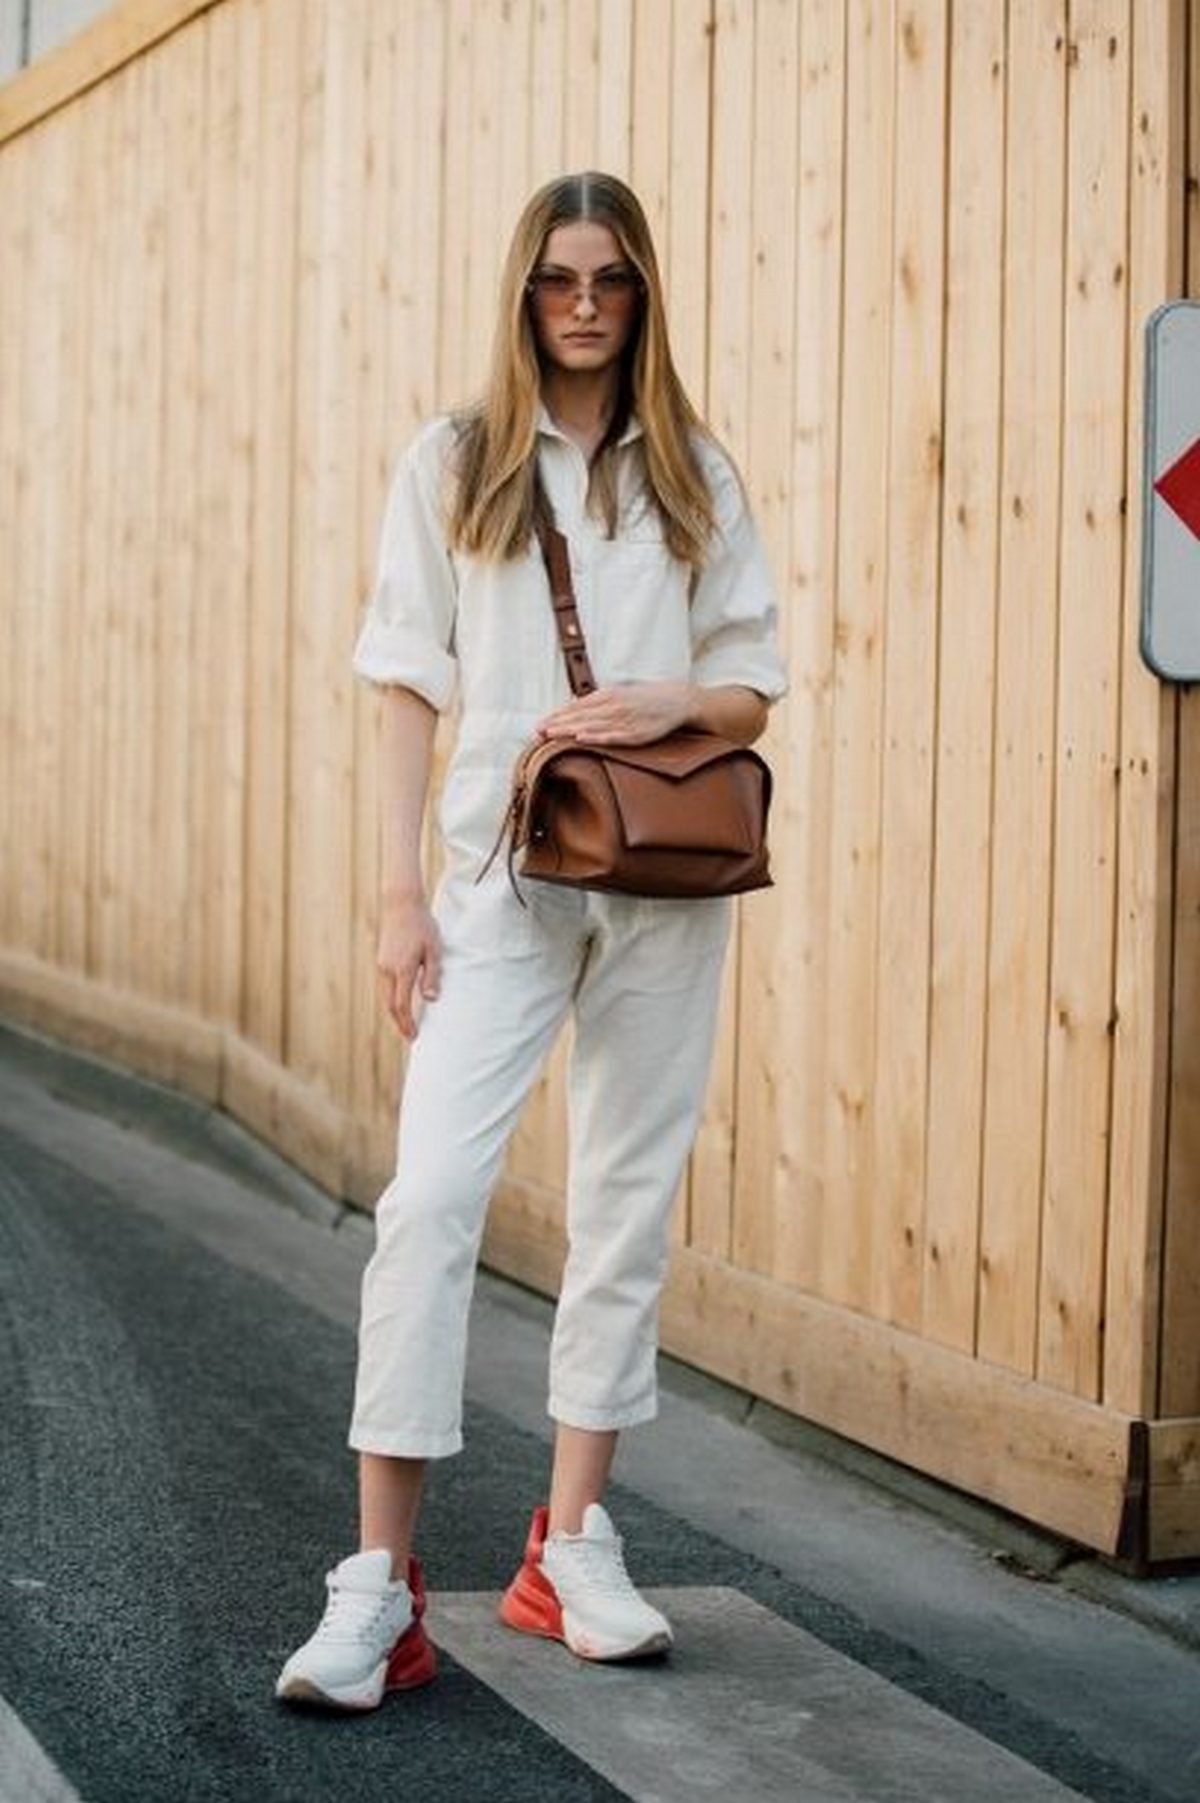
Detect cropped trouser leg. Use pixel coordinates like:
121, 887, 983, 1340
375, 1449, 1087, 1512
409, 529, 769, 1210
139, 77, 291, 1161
547, 895, 730, 1431
348, 904, 582, 1458
348, 883, 731, 1458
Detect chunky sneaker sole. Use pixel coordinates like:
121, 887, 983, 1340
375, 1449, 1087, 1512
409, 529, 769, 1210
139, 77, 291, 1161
275, 1550, 439, 1710
499, 1505, 672, 1662
500, 1558, 670, 1660
276, 1612, 438, 1709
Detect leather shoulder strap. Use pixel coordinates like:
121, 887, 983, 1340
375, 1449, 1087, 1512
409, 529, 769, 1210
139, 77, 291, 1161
534, 513, 598, 698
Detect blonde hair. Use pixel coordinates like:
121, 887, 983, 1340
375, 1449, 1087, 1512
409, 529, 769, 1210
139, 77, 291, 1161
447, 171, 716, 569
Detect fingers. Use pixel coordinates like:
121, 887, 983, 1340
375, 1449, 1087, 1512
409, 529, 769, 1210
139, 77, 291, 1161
378, 960, 417, 1039
539, 691, 631, 741
537, 683, 687, 746
377, 930, 442, 1039
419, 927, 443, 1001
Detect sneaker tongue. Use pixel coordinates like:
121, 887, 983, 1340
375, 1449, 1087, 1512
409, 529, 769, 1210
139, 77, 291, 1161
332, 1548, 396, 1591
580, 1503, 618, 1540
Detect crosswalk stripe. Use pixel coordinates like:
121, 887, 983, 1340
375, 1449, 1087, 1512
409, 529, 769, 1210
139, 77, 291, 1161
431, 1587, 1085, 1803
0, 1695, 84, 1803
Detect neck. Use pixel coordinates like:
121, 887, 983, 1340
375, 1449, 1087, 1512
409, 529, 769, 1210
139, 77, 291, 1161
540, 368, 623, 457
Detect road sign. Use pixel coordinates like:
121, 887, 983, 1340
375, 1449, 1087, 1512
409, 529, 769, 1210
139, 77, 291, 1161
1142, 301, 1200, 681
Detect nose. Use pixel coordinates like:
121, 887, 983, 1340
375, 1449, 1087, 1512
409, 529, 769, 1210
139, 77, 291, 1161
572, 284, 599, 321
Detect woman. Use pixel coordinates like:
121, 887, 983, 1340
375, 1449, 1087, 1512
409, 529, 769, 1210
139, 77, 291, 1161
275, 171, 786, 1710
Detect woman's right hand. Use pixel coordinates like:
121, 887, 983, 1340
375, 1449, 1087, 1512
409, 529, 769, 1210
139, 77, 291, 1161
376, 892, 443, 1039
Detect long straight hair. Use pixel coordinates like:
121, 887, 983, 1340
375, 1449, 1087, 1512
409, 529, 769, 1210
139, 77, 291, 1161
447, 172, 717, 569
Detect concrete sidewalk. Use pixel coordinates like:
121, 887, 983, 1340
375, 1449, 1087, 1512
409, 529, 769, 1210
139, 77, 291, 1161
2, 1018, 1199, 1803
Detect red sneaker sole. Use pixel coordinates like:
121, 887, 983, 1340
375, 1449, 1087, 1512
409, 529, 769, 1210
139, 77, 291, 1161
385, 1618, 439, 1690
498, 1560, 565, 1641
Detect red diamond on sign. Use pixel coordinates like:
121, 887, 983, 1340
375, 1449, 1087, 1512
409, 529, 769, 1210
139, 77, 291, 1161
1156, 436, 1200, 541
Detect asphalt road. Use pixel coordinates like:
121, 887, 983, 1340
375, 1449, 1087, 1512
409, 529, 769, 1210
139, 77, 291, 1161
2, 1023, 1198, 1803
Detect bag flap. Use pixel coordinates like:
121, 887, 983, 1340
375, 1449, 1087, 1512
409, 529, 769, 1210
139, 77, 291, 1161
522, 731, 762, 785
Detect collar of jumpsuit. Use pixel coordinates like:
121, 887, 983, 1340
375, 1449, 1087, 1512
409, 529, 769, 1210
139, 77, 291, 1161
535, 401, 645, 450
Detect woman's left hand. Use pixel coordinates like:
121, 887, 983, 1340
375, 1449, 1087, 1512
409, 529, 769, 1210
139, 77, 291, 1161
536, 681, 693, 747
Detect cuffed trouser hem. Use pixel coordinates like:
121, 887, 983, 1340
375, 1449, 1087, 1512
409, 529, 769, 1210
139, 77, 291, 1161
548, 1390, 659, 1432
348, 1424, 463, 1459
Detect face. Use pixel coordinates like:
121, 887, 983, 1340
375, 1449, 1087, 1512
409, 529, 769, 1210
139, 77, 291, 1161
527, 220, 642, 374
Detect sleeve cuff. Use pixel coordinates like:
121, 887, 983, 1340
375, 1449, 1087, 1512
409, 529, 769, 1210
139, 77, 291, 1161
351, 618, 458, 712
691, 637, 789, 703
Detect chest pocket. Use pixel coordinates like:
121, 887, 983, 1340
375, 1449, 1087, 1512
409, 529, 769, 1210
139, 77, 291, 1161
591, 530, 691, 683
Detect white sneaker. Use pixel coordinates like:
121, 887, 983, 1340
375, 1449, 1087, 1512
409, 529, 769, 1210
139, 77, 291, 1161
499, 1502, 673, 1661
275, 1549, 437, 1709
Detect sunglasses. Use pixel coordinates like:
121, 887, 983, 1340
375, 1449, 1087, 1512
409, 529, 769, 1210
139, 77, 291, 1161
526, 266, 643, 310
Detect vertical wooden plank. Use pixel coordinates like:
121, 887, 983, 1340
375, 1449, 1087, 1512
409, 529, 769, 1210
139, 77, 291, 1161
108, 53, 153, 994
463, 0, 533, 396
729, 0, 799, 1276
4, 132, 36, 955
25, 114, 73, 966
95, 59, 140, 990
596, 0, 633, 175
403, 0, 451, 431
79, 76, 118, 984
285, 0, 364, 1122
242, 0, 298, 1051
528, 0, 567, 187
1162, 693, 1200, 1414
152, 22, 203, 1009
821, 0, 894, 1310
498, 0, 536, 241
665, 0, 713, 407
439, 0, 474, 404
769, 0, 846, 1292
563, 0, 601, 170
465, 0, 505, 395
221, 0, 259, 1039
51, 95, 95, 975
1103, 0, 1185, 1415
922, 0, 1007, 1351
1038, 0, 1130, 1399
128, 46, 170, 1003
690, 0, 753, 1263
630, 0, 672, 251
977, 0, 1068, 1374
867, 0, 948, 1330
0, 138, 29, 950
187, 3, 236, 1017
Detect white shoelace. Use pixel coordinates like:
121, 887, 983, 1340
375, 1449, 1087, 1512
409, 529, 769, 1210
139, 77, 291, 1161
317, 1576, 399, 1643
556, 1532, 640, 1599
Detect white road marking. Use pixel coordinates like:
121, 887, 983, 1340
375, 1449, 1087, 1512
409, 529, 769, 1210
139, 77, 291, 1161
431, 1587, 1086, 1803
0, 1695, 84, 1803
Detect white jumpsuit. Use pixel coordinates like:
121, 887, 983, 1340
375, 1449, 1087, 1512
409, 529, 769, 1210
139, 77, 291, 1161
348, 408, 787, 1458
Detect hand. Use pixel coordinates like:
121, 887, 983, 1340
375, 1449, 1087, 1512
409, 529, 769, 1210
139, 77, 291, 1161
536, 681, 694, 747
376, 893, 442, 1039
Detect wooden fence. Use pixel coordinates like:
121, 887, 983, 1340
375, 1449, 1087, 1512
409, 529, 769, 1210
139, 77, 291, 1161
1, 0, 1197, 1560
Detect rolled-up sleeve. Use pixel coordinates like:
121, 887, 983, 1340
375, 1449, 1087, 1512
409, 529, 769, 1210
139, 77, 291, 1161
689, 444, 788, 704
352, 421, 459, 711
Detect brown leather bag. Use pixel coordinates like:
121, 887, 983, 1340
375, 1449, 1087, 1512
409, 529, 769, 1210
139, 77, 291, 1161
482, 516, 773, 900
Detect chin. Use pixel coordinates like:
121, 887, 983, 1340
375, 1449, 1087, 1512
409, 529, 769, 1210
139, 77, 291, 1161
555, 343, 618, 368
